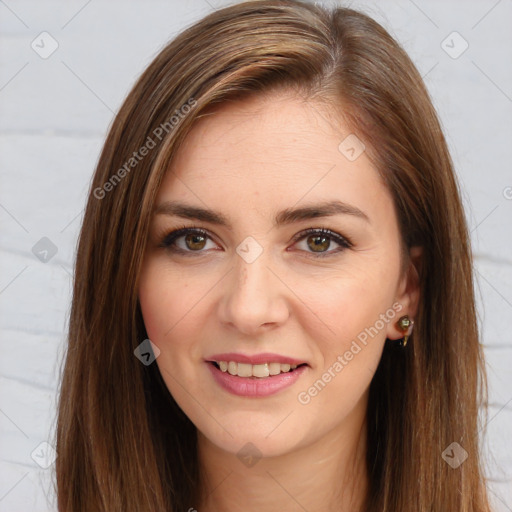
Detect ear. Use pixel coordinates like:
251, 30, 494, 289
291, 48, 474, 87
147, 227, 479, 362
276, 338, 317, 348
386, 245, 422, 340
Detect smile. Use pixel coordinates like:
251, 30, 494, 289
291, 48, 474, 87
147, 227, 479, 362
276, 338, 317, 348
213, 361, 304, 378
206, 359, 309, 397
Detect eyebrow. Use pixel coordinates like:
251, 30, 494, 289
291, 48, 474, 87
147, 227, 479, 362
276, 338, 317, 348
154, 199, 370, 228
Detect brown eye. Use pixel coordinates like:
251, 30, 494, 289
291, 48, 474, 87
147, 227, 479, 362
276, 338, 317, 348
306, 234, 331, 253
184, 232, 207, 251
159, 227, 217, 255
292, 228, 352, 258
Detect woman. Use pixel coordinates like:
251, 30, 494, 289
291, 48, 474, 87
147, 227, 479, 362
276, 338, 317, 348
55, 1, 492, 510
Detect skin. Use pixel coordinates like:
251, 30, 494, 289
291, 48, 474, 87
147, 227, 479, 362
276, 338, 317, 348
138, 89, 421, 511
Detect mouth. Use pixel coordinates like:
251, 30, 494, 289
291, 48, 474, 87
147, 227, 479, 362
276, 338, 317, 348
206, 358, 310, 397
208, 360, 309, 379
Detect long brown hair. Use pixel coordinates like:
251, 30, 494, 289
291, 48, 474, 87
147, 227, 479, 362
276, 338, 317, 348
55, 1, 491, 510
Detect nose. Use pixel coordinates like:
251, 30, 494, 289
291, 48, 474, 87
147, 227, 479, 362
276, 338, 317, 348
218, 249, 290, 336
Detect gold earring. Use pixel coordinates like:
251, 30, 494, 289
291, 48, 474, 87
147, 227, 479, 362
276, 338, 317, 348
396, 315, 413, 347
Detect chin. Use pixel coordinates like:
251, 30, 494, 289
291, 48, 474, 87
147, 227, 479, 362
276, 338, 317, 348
196, 415, 307, 459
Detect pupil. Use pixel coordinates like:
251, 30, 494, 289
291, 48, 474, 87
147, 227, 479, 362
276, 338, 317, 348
309, 235, 329, 252
186, 234, 206, 250
184, 234, 331, 252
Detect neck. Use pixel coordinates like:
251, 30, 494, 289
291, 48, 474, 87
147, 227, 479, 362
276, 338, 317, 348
196, 407, 369, 512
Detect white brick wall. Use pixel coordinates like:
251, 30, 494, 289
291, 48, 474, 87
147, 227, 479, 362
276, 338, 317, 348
1, 1, 511, 510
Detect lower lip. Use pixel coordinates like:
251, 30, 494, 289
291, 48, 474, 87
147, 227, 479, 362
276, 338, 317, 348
206, 362, 308, 397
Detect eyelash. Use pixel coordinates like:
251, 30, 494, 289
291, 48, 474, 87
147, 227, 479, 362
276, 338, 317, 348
157, 225, 352, 259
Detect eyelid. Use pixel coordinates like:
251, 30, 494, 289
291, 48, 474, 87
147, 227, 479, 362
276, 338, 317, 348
158, 226, 215, 250
291, 227, 352, 248
157, 225, 352, 257
288, 227, 352, 259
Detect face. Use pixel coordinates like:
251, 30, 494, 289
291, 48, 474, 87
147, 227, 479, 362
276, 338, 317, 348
138, 90, 419, 458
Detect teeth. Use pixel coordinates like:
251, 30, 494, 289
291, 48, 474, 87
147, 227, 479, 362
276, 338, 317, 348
237, 363, 253, 378
252, 363, 269, 378
269, 362, 281, 375
228, 361, 237, 375
215, 361, 300, 378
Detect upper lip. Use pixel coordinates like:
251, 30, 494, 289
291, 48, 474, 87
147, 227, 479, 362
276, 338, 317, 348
206, 352, 308, 366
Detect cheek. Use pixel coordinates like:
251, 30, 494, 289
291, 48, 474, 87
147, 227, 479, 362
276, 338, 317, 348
296, 266, 397, 343
138, 264, 195, 390
138, 268, 164, 341
138, 261, 213, 374
138, 261, 192, 340
294, 278, 393, 416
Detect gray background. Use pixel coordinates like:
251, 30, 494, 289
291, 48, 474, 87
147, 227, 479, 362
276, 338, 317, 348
0, 0, 511, 510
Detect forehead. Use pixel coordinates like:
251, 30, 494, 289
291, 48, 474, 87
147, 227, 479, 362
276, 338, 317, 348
156, 90, 391, 224
172, 91, 346, 173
